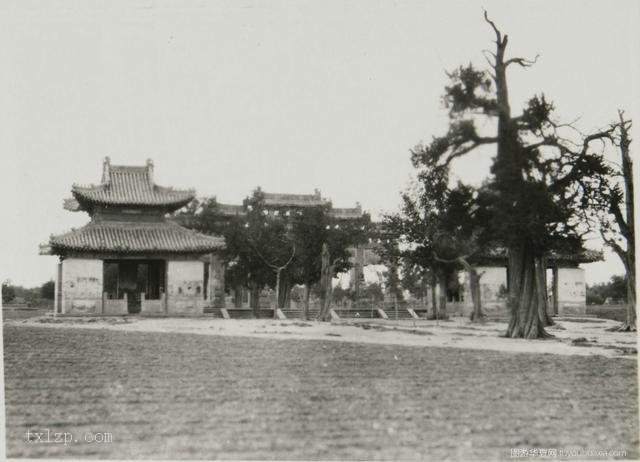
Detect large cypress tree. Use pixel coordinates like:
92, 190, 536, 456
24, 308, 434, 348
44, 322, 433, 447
417, 12, 614, 338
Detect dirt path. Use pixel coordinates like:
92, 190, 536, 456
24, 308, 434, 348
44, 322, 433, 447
10, 315, 638, 358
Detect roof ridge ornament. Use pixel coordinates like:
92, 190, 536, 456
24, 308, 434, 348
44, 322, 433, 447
102, 156, 111, 186
146, 158, 154, 186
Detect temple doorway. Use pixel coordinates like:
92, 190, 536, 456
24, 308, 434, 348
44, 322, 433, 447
103, 260, 166, 313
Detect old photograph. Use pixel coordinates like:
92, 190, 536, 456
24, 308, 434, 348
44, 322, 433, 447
1, 0, 638, 460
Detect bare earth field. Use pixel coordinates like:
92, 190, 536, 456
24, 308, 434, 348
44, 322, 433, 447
3, 318, 639, 460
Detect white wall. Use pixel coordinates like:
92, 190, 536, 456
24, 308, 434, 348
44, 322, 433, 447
166, 260, 206, 314
461, 266, 508, 317
557, 268, 586, 315
61, 258, 103, 314
167, 261, 204, 297
477, 267, 507, 304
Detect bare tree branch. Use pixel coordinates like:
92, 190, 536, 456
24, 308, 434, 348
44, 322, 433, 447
483, 9, 502, 45
505, 55, 540, 68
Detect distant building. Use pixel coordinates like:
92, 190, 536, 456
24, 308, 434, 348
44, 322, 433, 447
216, 188, 363, 220
459, 248, 602, 318
216, 189, 369, 308
40, 158, 225, 316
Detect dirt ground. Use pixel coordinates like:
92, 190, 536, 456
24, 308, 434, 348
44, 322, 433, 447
3, 319, 638, 460
12, 315, 639, 358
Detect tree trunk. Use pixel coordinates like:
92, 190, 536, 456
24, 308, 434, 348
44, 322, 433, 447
430, 271, 438, 319
437, 274, 448, 320
459, 258, 484, 322
317, 243, 333, 321
302, 283, 311, 320
618, 112, 636, 331
234, 286, 243, 308
277, 274, 292, 308
489, 18, 550, 339
249, 284, 261, 318
274, 269, 281, 319
622, 275, 637, 331
505, 246, 552, 339
535, 257, 554, 327
283, 286, 292, 308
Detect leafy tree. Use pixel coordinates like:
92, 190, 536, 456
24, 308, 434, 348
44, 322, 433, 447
40, 280, 55, 300
386, 159, 491, 321
2, 281, 16, 304
399, 262, 431, 305
414, 12, 614, 338
361, 282, 385, 303
377, 236, 404, 304
176, 191, 292, 315
289, 205, 370, 319
227, 190, 296, 315
586, 275, 627, 305
331, 284, 353, 305
177, 190, 370, 319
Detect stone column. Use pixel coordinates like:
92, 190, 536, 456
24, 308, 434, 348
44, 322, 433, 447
54, 262, 62, 315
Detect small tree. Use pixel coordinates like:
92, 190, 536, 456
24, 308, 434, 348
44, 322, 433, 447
399, 262, 430, 305
386, 157, 490, 322
288, 205, 370, 319
2, 281, 16, 304
177, 192, 370, 319
586, 275, 627, 305
40, 280, 55, 300
176, 191, 292, 315
588, 114, 635, 330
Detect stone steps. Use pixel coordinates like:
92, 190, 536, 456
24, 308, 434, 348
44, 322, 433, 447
203, 306, 433, 320
202, 308, 223, 318
382, 308, 419, 320
203, 308, 276, 319
333, 309, 380, 319
280, 309, 320, 320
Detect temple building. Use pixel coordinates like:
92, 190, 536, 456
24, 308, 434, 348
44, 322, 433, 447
40, 158, 225, 316
216, 188, 364, 220
457, 248, 601, 318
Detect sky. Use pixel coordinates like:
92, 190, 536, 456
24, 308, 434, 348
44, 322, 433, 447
0, 0, 638, 287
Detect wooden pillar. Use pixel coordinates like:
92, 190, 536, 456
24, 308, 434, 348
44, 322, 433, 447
233, 287, 243, 308
55, 262, 63, 315
210, 254, 226, 308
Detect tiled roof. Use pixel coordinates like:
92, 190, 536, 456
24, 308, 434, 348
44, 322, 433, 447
329, 206, 363, 219
49, 221, 224, 254
72, 159, 195, 209
262, 191, 328, 207
216, 203, 246, 216
548, 248, 603, 263
476, 247, 603, 264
